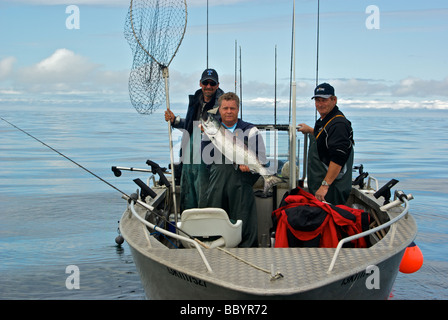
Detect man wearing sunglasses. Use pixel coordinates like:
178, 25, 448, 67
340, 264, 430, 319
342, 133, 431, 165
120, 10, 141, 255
165, 69, 224, 212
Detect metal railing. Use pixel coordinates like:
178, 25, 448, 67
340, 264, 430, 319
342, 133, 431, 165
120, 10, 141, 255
129, 199, 213, 273
327, 194, 413, 273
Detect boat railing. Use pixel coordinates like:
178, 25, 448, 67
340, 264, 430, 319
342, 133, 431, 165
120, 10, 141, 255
327, 193, 413, 273
128, 199, 214, 273
122, 150, 412, 276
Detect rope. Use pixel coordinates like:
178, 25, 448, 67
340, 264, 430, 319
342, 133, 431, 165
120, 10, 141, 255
215, 246, 284, 281
192, 238, 283, 280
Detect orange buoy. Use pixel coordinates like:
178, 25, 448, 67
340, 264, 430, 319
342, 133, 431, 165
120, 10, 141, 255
399, 242, 423, 274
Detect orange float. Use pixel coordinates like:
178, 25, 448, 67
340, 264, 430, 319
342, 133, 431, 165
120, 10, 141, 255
399, 242, 423, 274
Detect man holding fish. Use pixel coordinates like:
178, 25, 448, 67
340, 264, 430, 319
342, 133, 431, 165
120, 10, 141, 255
200, 92, 276, 247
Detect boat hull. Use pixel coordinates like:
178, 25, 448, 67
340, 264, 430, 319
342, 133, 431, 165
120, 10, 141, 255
119, 182, 417, 300
128, 244, 406, 300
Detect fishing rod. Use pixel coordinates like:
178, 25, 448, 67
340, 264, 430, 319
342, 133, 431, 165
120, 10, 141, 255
235, 40, 237, 94
1, 116, 285, 277
239, 45, 243, 119
206, 0, 209, 68
315, 0, 320, 121
274, 45, 277, 126
0, 116, 195, 240
289, 0, 297, 190
315, 0, 320, 89
1, 116, 127, 197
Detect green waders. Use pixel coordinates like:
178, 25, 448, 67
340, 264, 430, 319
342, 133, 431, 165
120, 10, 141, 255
206, 162, 260, 248
179, 129, 209, 212
307, 134, 354, 205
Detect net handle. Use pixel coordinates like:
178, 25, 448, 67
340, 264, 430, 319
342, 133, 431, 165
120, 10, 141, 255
162, 66, 179, 220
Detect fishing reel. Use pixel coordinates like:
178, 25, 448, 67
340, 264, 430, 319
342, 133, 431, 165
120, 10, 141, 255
111, 160, 171, 187
352, 164, 369, 189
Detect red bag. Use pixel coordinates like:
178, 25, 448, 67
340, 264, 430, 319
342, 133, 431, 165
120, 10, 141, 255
272, 188, 370, 248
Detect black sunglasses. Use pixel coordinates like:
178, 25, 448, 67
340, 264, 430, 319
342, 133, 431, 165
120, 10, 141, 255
201, 80, 217, 86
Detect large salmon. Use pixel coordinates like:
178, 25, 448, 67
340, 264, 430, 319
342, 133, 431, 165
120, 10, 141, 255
201, 115, 284, 194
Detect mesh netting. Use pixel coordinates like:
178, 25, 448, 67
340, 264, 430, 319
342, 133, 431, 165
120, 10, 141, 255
124, 0, 187, 115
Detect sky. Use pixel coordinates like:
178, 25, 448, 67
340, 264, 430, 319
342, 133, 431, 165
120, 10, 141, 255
0, 0, 447, 115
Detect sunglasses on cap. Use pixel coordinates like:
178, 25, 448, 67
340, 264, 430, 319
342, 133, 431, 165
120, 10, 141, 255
201, 80, 217, 87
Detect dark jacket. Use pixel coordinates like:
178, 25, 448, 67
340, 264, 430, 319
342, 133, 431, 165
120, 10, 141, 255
174, 88, 224, 161
174, 88, 224, 134
313, 106, 354, 167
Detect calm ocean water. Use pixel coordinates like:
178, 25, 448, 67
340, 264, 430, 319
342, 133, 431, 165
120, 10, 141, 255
1, 105, 447, 300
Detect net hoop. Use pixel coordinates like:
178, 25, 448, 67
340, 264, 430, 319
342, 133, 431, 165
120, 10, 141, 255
129, 0, 188, 68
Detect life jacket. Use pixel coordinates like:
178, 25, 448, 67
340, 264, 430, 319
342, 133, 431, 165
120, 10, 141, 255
272, 187, 370, 248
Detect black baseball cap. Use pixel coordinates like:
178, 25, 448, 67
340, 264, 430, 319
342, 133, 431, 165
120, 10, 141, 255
200, 69, 219, 83
311, 83, 335, 99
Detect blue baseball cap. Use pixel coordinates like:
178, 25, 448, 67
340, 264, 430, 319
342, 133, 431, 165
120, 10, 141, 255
200, 69, 219, 83
312, 83, 335, 99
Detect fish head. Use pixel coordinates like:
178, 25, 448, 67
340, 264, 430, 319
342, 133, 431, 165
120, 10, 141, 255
201, 113, 221, 136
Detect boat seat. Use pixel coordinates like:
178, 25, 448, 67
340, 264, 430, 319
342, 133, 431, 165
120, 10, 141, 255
177, 208, 242, 249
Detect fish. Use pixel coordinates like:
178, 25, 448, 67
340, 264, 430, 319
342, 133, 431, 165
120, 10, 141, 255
201, 114, 285, 194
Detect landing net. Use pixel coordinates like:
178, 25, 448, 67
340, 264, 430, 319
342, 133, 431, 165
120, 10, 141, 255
124, 0, 187, 115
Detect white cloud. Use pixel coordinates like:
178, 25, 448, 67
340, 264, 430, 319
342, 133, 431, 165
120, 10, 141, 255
2, 0, 127, 6
228, 77, 448, 111
0, 49, 129, 105
0, 56, 17, 80
17, 49, 98, 87
392, 77, 448, 98
306, 77, 448, 100
339, 98, 448, 110
2, 49, 447, 111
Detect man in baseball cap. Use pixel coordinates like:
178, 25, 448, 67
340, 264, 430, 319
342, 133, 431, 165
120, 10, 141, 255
297, 82, 354, 205
164, 68, 224, 211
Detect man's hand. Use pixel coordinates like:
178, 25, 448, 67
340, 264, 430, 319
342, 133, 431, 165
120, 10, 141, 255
297, 123, 313, 134
239, 165, 250, 172
315, 185, 329, 202
165, 109, 175, 123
